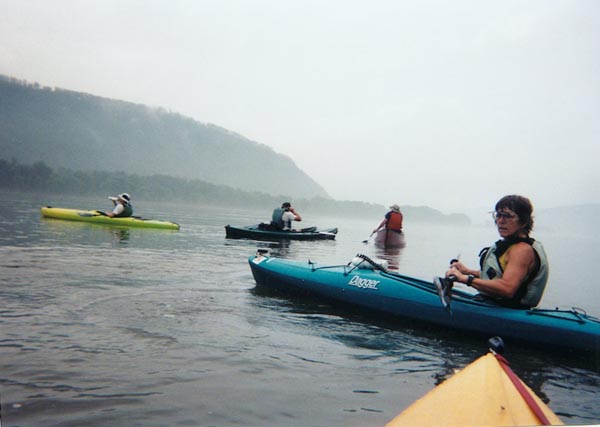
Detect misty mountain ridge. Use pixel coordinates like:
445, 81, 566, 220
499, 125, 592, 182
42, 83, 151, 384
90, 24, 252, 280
0, 75, 328, 199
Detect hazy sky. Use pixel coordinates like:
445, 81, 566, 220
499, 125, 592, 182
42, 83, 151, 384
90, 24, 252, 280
1, 0, 598, 212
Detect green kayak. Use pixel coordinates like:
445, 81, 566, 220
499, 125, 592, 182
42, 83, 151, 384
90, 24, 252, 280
41, 206, 180, 230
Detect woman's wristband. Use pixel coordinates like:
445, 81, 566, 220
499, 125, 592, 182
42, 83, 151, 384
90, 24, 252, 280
466, 274, 475, 287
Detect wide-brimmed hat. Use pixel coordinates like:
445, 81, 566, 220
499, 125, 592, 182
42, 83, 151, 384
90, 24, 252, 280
118, 193, 131, 204
389, 204, 401, 212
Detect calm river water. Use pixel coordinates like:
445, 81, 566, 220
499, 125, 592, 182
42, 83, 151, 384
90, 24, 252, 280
0, 190, 598, 426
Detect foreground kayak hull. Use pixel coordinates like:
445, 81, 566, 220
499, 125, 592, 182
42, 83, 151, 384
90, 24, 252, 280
248, 255, 600, 353
225, 224, 337, 241
41, 207, 180, 230
374, 228, 405, 248
387, 352, 563, 426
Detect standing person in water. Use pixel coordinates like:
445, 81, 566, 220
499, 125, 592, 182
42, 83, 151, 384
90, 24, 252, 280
435, 195, 549, 309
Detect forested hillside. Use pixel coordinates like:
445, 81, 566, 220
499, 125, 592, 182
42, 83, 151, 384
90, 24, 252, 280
0, 75, 328, 199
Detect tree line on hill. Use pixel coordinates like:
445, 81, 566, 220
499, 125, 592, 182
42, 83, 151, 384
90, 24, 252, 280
0, 75, 328, 199
0, 158, 470, 224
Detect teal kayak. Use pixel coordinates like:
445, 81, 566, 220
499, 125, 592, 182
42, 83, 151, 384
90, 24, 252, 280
249, 252, 600, 353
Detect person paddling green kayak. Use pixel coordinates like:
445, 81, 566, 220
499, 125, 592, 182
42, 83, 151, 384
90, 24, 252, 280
106, 193, 133, 218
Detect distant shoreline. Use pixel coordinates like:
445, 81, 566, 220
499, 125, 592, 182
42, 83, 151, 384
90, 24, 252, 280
0, 159, 470, 225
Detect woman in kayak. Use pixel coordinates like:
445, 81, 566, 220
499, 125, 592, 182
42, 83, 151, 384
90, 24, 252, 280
107, 193, 133, 218
373, 204, 403, 234
441, 195, 549, 308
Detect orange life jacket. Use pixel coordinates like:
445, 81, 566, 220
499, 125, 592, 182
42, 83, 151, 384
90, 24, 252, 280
387, 211, 403, 232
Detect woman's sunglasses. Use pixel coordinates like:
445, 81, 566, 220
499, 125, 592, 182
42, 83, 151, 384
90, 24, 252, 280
491, 211, 517, 221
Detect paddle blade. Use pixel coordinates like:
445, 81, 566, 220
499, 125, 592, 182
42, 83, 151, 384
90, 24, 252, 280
433, 277, 453, 314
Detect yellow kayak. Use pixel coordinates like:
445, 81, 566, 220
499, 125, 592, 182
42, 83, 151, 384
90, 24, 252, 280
387, 351, 563, 426
40, 206, 180, 230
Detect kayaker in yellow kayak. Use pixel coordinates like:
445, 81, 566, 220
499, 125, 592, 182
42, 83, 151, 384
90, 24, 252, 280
437, 194, 549, 309
106, 193, 133, 218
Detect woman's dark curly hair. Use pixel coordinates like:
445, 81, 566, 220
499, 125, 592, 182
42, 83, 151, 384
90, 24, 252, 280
495, 195, 535, 235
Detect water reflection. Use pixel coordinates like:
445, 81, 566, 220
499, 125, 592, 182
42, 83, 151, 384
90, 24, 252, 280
40, 218, 134, 245
259, 240, 291, 258
110, 228, 130, 243
374, 244, 405, 271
